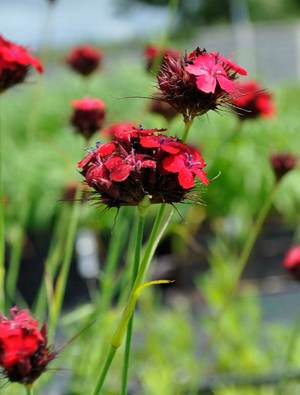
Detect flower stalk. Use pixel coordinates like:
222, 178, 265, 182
0, 99, 5, 311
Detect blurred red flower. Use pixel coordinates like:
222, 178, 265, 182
144, 44, 180, 72
270, 153, 297, 181
232, 80, 275, 120
78, 126, 208, 207
283, 245, 300, 280
102, 122, 138, 141
157, 47, 247, 122
0, 307, 55, 385
71, 97, 106, 140
0, 35, 43, 93
66, 46, 102, 76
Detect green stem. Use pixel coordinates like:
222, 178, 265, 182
0, 98, 5, 311
121, 213, 145, 395
182, 119, 193, 142
277, 310, 300, 395
49, 186, 82, 340
92, 204, 173, 395
26, 385, 33, 395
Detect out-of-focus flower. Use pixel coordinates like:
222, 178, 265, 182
157, 47, 247, 122
232, 80, 275, 120
66, 46, 102, 76
149, 99, 178, 122
270, 153, 297, 181
78, 126, 208, 207
283, 245, 300, 281
102, 121, 137, 141
71, 97, 106, 140
0, 307, 55, 385
144, 44, 180, 72
0, 35, 43, 93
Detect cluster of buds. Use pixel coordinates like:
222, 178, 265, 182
270, 153, 297, 181
0, 308, 54, 385
157, 47, 247, 122
78, 126, 208, 208
144, 44, 180, 73
232, 79, 275, 120
70, 97, 106, 140
66, 45, 102, 76
0, 35, 43, 93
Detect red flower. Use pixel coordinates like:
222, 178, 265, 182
162, 147, 209, 189
283, 245, 300, 281
71, 97, 106, 140
144, 44, 180, 72
157, 47, 247, 122
232, 80, 275, 120
102, 122, 138, 141
78, 126, 208, 207
66, 46, 102, 76
270, 153, 297, 181
0, 35, 43, 93
0, 307, 55, 385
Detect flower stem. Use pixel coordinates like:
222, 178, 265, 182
121, 212, 145, 395
92, 204, 173, 395
277, 310, 300, 395
49, 186, 82, 340
182, 118, 193, 142
0, 98, 5, 311
25, 385, 33, 395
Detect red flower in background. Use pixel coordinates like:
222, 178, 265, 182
102, 122, 138, 141
283, 245, 300, 281
71, 97, 106, 140
270, 153, 297, 181
157, 47, 247, 122
78, 126, 208, 207
0, 307, 55, 385
0, 35, 43, 93
232, 80, 275, 120
144, 44, 180, 72
66, 46, 102, 76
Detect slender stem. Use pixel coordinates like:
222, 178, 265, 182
182, 119, 193, 142
121, 213, 145, 395
0, 98, 5, 311
92, 204, 173, 395
277, 310, 300, 395
49, 186, 82, 340
26, 385, 33, 395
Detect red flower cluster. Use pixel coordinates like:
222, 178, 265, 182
232, 80, 275, 120
66, 46, 102, 76
283, 245, 300, 281
0, 35, 43, 93
78, 126, 208, 207
0, 307, 54, 385
149, 99, 178, 122
270, 153, 297, 181
71, 97, 106, 140
144, 44, 180, 72
157, 47, 247, 122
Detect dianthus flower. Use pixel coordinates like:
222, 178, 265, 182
270, 153, 297, 181
102, 122, 138, 141
157, 47, 247, 122
149, 99, 178, 122
283, 245, 300, 281
78, 126, 208, 207
232, 80, 275, 120
0, 307, 55, 385
144, 44, 180, 72
0, 35, 43, 93
71, 97, 106, 140
66, 46, 102, 76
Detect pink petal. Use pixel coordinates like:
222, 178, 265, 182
216, 75, 235, 93
178, 168, 194, 189
195, 74, 217, 94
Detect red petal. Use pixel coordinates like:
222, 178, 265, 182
140, 135, 160, 148
163, 154, 185, 173
195, 74, 217, 94
98, 143, 115, 157
110, 164, 132, 182
217, 75, 235, 93
193, 168, 209, 185
178, 168, 194, 189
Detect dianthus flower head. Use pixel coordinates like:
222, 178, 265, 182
232, 80, 275, 120
157, 47, 247, 122
283, 245, 300, 281
270, 153, 297, 181
144, 44, 180, 73
71, 97, 106, 140
149, 98, 178, 122
0, 307, 55, 385
0, 35, 43, 94
66, 45, 102, 76
78, 126, 208, 207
